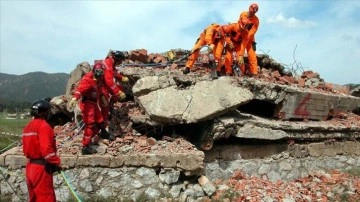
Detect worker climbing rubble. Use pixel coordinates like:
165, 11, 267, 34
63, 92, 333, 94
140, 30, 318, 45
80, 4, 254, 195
69, 63, 108, 155
100, 50, 129, 138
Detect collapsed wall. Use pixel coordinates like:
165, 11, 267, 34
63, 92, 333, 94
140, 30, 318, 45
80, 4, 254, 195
1, 51, 360, 201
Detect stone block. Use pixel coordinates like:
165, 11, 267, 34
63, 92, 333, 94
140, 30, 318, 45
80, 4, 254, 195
60, 155, 78, 168
109, 156, 125, 167
5, 155, 27, 169
77, 155, 111, 167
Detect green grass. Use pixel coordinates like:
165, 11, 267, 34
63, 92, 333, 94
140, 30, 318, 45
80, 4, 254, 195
0, 114, 30, 135
0, 113, 29, 151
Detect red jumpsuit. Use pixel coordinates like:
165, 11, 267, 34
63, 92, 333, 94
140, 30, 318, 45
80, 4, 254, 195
101, 57, 124, 126
185, 23, 225, 69
238, 11, 260, 75
73, 72, 104, 146
22, 118, 61, 202
218, 23, 244, 75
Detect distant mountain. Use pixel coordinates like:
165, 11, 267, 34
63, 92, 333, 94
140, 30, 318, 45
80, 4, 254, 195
0, 72, 69, 107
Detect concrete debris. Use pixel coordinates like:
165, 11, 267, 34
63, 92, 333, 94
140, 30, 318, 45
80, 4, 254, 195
211, 169, 360, 202
42, 48, 360, 153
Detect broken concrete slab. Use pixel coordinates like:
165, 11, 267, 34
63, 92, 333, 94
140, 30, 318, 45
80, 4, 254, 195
65, 62, 91, 96
211, 111, 360, 141
135, 76, 253, 124
240, 78, 360, 121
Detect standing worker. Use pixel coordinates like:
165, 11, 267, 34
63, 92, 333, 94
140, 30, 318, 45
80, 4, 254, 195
22, 99, 62, 202
69, 63, 107, 155
183, 23, 225, 75
238, 3, 260, 76
100, 50, 128, 139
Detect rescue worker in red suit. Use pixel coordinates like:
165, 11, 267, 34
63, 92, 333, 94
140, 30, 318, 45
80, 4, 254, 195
69, 63, 106, 155
99, 50, 128, 140
183, 23, 226, 75
217, 22, 246, 76
22, 99, 61, 202
238, 3, 260, 76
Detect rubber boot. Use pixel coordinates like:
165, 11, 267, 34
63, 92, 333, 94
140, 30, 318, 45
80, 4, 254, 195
183, 67, 190, 74
100, 129, 116, 141
81, 145, 98, 155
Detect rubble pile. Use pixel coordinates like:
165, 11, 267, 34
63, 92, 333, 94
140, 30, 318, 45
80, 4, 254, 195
123, 50, 353, 95
211, 170, 360, 201
54, 121, 198, 157
49, 47, 360, 154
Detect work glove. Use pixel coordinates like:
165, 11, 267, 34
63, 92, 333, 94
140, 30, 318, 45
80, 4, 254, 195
208, 44, 215, 53
68, 97, 78, 109
100, 95, 108, 107
118, 91, 126, 101
228, 43, 235, 51
238, 56, 245, 66
45, 163, 62, 173
121, 76, 129, 83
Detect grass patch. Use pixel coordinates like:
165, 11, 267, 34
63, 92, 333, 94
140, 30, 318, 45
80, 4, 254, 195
0, 113, 28, 151
0, 114, 30, 135
0, 135, 20, 152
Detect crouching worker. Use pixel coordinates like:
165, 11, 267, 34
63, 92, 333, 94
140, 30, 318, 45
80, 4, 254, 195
22, 99, 62, 202
69, 63, 108, 155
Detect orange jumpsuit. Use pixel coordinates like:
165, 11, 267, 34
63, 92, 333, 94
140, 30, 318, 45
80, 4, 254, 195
101, 57, 124, 126
185, 23, 225, 69
73, 72, 104, 147
238, 11, 259, 75
218, 23, 244, 75
23, 118, 61, 202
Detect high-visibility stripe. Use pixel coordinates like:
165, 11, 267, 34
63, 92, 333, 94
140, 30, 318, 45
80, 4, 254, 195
44, 153, 55, 159
22, 132, 37, 137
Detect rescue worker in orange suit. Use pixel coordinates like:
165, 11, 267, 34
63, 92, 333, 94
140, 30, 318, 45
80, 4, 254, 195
217, 22, 245, 76
238, 3, 260, 76
22, 99, 61, 202
99, 50, 128, 139
183, 23, 226, 74
69, 63, 106, 155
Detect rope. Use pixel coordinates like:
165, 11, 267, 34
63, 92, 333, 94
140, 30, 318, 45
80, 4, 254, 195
0, 167, 25, 201
55, 120, 83, 136
60, 171, 83, 202
65, 122, 85, 142
0, 140, 20, 154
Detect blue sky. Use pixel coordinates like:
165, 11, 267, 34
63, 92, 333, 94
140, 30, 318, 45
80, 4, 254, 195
1, 0, 359, 85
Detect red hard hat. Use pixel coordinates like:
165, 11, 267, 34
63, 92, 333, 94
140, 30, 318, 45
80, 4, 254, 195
249, 3, 259, 13
93, 63, 104, 71
93, 63, 104, 78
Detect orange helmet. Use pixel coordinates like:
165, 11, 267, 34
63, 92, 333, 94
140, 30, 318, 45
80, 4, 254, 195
249, 3, 259, 13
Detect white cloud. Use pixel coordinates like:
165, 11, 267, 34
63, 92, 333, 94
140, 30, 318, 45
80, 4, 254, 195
267, 13, 317, 28
0, 0, 359, 85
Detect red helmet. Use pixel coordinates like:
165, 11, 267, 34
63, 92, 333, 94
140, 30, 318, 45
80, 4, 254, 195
93, 63, 104, 79
249, 3, 259, 13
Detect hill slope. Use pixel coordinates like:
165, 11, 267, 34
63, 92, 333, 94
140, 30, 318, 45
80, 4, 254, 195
0, 72, 69, 106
